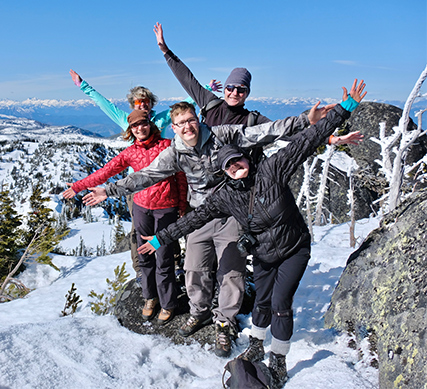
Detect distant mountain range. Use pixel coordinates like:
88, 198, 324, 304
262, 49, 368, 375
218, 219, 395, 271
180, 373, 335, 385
0, 97, 425, 138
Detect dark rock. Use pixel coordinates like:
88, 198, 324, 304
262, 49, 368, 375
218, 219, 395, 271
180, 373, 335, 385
114, 279, 217, 346
343, 102, 423, 174
290, 102, 426, 224
324, 189, 427, 388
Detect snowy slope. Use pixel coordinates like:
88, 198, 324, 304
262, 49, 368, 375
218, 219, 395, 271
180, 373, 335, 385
0, 217, 380, 389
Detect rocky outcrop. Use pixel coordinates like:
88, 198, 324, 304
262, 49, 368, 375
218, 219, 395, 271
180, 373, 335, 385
114, 277, 255, 346
114, 279, 217, 346
290, 102, 426, 224
324, 189, 427, 389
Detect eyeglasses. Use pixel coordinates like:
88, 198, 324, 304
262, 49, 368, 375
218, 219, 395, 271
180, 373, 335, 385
131, 119, 150, 128
134, 98, 151, 107
173, 117, 198, 129
224, 157, 242, 170
225, 85, 248, 94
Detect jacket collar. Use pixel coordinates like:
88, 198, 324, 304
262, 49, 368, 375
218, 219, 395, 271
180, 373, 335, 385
134, 132, 161, 149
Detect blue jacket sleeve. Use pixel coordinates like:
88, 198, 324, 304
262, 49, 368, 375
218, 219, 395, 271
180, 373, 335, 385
80, 80, 129, 131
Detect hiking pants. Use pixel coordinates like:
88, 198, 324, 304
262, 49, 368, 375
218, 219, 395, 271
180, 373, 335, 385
184, 217, 246, 325
133, 203, 178, 310
252, 246, 310, 341
126, 194, 140, 273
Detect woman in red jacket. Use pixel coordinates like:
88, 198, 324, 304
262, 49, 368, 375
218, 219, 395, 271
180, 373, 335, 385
63, 110, 188, 325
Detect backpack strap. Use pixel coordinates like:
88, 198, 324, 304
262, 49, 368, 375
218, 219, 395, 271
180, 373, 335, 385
247, 110, 260, 127
199, 98, 223, 123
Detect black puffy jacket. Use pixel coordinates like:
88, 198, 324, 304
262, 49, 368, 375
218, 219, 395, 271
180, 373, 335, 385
157, 104, 351, 264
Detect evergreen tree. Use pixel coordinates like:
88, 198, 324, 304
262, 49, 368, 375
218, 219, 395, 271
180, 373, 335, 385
0, 184, 23, 280
111, 215, 126, 252
25, 183, 69, 269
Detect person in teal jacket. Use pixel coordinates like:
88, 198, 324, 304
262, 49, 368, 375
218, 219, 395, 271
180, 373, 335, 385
69, 69, 221, 137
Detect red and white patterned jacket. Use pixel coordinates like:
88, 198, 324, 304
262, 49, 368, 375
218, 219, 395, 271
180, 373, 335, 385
72, 133, 188, 212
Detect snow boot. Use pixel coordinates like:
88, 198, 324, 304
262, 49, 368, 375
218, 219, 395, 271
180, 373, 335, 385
237, 336, 265, 362
269, 352, 289, 388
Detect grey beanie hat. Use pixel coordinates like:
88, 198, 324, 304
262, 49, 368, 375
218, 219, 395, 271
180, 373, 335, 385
225, 68, 251, 95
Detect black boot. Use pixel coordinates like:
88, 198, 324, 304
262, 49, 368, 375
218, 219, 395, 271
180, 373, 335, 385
237, 336, 265, 362
269, 352, 289, 388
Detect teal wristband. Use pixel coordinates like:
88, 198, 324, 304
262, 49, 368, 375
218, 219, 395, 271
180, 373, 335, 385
149, 236, 161, 250
340, 96, 359, 112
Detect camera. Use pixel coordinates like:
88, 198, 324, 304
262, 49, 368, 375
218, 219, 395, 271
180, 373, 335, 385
237, 233, 258, 256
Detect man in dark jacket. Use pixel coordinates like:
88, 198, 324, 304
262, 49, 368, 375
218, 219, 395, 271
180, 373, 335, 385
136, 80, 367, 388
153, 22, 365, 145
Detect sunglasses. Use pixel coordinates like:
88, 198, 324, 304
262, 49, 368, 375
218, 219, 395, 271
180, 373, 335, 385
131, 119, 150, 128
225, 85, 248, 94
134, 98, 151, 106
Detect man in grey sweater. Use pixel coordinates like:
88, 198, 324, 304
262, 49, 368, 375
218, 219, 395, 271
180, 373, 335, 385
83, 100, 320, 357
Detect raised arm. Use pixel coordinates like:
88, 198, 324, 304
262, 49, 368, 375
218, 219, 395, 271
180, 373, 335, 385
70, 69, 129, 131
269, 79, 367, 184
153, 22, 218, 108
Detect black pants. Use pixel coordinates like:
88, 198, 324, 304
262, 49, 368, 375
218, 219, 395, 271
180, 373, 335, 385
133, 203, 178, 310
252, 246, 310, 341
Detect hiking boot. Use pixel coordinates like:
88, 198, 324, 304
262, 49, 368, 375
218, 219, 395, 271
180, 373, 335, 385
141, 297, 159, 321
269, 352, 289, 389
178, 313, 212, 337
214, 321, 232, 358
237, 336, 265, 362
156, 308, 174, 326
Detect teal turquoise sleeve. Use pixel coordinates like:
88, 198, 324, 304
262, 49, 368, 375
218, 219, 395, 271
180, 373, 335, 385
340, 96, 359, 112
150, 236, 161, 250
80, 80, 129, 130
152, 108, 172, 137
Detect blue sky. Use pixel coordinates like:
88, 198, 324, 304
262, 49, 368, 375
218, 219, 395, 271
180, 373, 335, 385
1, 0, 426, 102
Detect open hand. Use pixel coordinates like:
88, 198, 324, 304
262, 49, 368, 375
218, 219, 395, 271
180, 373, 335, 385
307, 101, 337, 125
342, 79, 367, 103
70, 69, 82, 88
138, 235, 157, 255
330, 131, 364, 146
62, 183, 77, 199
153, 22, 169, 54
82, 187, 107, 206
209, 79, 223, 92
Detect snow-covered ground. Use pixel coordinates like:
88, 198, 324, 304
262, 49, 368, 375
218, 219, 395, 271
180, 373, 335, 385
0, 213, 380, 389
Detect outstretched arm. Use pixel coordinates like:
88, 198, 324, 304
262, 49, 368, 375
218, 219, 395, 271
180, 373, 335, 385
271, 78, 367, 184
70, 69, 129, 130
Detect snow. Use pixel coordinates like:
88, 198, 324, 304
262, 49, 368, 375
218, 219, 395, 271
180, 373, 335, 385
0, 215, 381, 389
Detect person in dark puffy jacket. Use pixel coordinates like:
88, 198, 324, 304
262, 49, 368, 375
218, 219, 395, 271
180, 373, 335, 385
62, 110, 188, 326
137, 79, 366, 388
